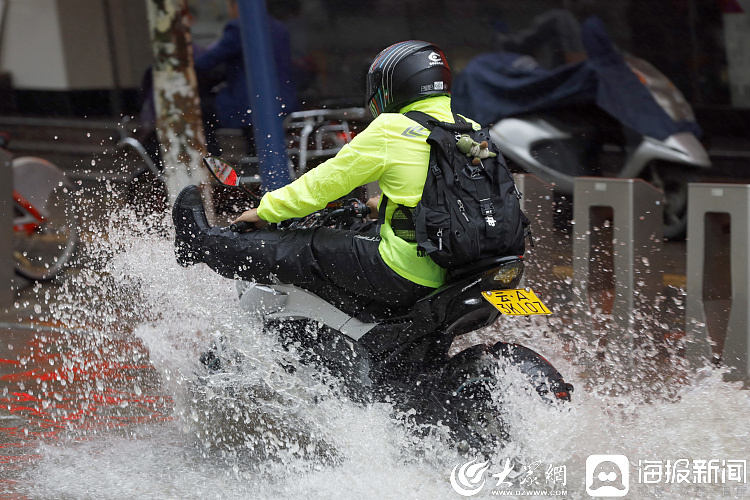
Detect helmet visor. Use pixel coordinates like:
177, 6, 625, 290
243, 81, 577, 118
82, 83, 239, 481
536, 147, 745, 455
366, 68, 383, 117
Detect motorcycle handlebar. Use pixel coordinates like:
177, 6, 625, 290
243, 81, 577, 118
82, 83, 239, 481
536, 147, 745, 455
345, 198, 370, 218
230, 220, 253, 232
233, 199, 370, 231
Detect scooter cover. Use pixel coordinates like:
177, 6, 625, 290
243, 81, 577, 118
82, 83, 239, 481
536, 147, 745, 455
452, 16, 701, 141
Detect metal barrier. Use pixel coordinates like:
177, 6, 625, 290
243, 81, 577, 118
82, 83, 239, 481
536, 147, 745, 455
515, 174, 555, 289
0, 148, 12, 307
685, 183, 750, 381
572, 178, 664, 337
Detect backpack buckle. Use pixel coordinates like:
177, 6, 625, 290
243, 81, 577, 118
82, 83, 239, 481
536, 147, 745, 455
480, 201, 495, 216
464, 163, 483, 178
481, 201, 496, 227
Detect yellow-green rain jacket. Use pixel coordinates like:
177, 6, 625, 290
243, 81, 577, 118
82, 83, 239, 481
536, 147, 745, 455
257, 95, 478, 289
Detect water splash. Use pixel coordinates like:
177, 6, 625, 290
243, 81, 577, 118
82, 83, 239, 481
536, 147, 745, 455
2, 206, 748, 499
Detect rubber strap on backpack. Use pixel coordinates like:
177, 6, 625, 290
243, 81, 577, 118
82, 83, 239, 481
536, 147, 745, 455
377, 193, 388, 227
405, 111, 475, 134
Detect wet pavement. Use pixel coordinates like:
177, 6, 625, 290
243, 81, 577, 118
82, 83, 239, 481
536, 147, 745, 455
0, 181, 174, 498
0, 321, 172, 497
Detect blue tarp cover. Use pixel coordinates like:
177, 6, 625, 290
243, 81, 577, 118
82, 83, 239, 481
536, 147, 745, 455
453, 17, 701, 140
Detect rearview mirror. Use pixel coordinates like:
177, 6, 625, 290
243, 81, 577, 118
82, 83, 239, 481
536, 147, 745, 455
203, 157, 240, 187
202, 156, 261, 203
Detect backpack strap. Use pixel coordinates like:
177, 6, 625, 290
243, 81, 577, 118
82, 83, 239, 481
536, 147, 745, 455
404, 110, 438, 131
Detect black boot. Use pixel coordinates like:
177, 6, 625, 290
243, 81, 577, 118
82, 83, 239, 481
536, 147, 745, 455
172, 185, 211, 266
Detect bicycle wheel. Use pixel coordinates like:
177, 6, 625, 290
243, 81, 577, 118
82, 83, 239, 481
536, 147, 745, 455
12, 157, 79, 281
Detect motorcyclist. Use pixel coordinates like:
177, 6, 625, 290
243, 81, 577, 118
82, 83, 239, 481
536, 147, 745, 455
172, 40, 478, 311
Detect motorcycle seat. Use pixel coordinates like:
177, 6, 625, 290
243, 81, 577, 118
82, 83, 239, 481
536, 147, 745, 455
354, 256, 523, 324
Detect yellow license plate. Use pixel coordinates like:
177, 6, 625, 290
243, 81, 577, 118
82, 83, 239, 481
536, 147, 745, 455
482, 289, 552, 316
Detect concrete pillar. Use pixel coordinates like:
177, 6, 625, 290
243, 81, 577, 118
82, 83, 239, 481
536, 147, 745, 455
685, 183, 750, 381
572, 178, 664, 341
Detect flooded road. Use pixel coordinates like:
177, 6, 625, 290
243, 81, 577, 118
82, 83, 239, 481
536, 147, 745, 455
0, 322, 172, 498
1, 210, 748, 499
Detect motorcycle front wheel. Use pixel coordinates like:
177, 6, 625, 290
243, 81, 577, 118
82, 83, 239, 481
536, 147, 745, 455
435, 345, 509, 452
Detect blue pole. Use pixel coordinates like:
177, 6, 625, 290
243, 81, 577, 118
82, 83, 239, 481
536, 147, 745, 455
236, 0, 292, 191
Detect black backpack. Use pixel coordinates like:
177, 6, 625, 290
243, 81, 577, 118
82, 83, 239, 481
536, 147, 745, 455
381, 110, 529, 269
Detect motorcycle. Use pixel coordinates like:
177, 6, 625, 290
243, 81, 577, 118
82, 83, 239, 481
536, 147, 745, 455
197, 157, 574, 452
453, 17, 711, 239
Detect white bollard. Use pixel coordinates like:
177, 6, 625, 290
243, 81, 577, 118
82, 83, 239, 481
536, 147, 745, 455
572, 178, 664, 340
685, 183, 750, 381
515, 174, 555, 289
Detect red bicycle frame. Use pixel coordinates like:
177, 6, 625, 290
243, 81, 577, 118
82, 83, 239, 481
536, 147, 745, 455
13, 189, 46, 235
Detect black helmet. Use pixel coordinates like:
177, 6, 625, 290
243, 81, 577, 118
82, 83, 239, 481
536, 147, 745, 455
366, 40, 452, 118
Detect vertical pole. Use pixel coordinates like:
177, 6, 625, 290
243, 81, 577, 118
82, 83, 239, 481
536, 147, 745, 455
236, 0, 292, 191
686, 0, 702, 105
0, 149, 12, 308
515, 174, 555, 290
102, 0, 125, 117
145, 0, 210, 204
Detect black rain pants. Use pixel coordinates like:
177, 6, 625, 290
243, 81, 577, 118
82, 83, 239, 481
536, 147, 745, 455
197, 225, 434, 312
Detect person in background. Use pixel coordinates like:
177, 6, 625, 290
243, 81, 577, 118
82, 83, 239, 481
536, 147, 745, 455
193, 0, 301, 154
495, 0, 597, 68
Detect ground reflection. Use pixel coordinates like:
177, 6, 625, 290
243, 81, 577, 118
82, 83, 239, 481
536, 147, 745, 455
0, 323, 172, 495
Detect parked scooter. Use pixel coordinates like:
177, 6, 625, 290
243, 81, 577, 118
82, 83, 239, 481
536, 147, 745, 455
198, 157, 573, 452
454, 17, 710, 239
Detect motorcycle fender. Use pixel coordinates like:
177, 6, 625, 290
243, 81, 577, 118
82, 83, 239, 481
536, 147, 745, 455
237, 282, 288, 316
245, 283, 377, 341
620, 132, 711, 179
